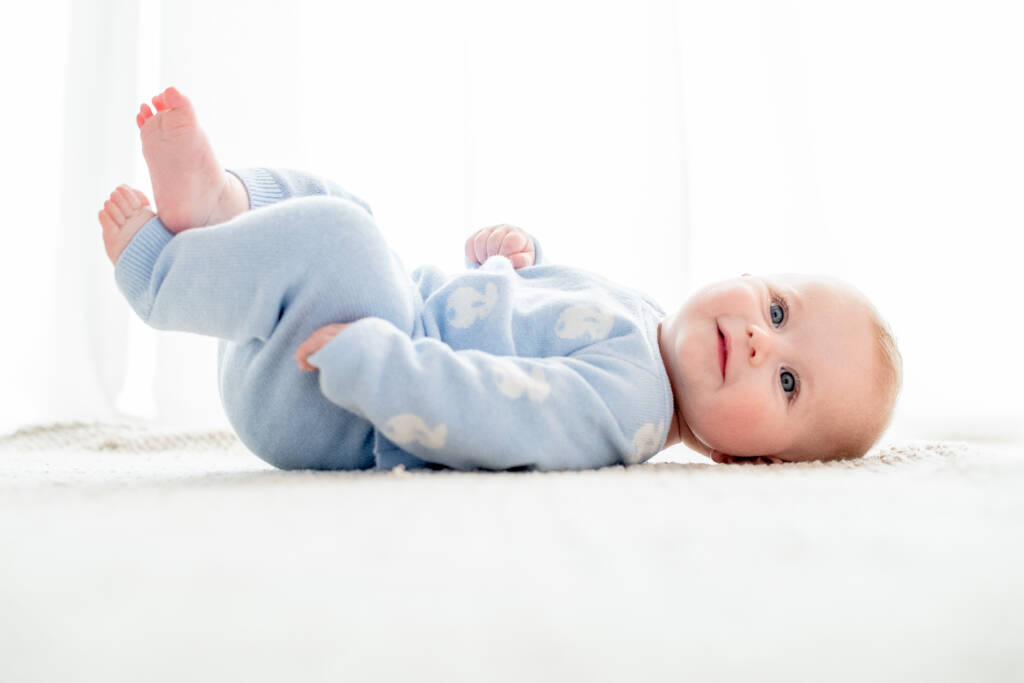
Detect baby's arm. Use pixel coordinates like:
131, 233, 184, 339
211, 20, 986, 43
464, 224, 545, 269
300, 317, 653, 471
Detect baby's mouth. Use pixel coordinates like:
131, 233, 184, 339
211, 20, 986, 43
718, 324, 728, 380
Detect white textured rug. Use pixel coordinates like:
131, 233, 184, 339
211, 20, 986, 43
2, 422, 1022, 683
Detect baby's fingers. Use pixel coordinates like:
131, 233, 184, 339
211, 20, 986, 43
294, 322, 353, 371
465, 234, 479, 264
467, 225, 532, 265
294, 336, 320, 371
466, 227, 491, 264
498, 229, 527, 256
473, 228, 497, 264
485, 225, 513, 259
508, 252, 534, 269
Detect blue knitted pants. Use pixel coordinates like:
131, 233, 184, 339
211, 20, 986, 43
115, 167, 423, 470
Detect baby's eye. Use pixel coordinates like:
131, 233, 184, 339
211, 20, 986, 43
780, 369, 796, 395
769, 300, 785, 326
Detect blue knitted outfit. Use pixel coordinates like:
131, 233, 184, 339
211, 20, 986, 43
115, 168, 674, 472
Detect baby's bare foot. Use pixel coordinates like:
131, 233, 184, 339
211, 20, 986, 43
137, 86, 247, 234
97, 185, 155, 265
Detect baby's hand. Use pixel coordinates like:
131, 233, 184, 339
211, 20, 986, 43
294, 322, 355, 371
465, 224, 536, 269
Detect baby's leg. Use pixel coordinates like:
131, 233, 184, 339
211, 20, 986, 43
110, 87, 413, 471
112, 193, 421, 471
114, 194, 417, 345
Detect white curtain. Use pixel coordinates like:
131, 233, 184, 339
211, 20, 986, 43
2, 0, 1021, 443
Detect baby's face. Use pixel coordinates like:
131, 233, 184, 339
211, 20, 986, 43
659, 273, 880, 462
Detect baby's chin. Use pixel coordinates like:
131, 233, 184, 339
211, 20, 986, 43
699, 434, 790, 462
687, 413, 798, 461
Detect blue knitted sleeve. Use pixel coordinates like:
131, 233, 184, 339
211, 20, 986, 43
307, 317, 666, 471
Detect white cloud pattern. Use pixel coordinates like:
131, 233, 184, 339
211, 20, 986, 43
492, 362, 551, 402
555, 306, 614, 341
628, 421, 664, 464
446, 283, 499, 328
381, 414, 447, 450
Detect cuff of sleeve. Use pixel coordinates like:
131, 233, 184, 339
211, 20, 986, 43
114, 215, 174, 319
226, 167, 285, 210
531, 236, 546, 266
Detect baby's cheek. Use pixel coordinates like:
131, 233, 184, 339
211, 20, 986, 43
704, 394, 776, 454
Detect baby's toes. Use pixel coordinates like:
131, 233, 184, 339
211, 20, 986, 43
499, 230, 527, 256
111, 189, 136, 217
116, 185, 141, 210
508, 252, 534, 269
138, 103, 155, 130
98, 208, 118, 234
151, 92, 169, 112
104, 198, 126, 225
131, 188, 151, 207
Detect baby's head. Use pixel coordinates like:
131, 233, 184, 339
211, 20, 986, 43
659, 273, 902, 464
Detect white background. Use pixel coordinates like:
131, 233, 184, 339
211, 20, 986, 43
1, 0, 1021, 446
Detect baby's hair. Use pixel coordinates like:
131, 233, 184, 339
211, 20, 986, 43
821, 298, 903, 461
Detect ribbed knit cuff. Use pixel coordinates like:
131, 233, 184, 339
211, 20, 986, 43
226, 167, 285, 210
114, 215, 174, 320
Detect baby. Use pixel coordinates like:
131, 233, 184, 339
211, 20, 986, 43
98, 87, 902, 472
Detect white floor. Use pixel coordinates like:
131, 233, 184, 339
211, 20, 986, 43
2, 422, 1022, 683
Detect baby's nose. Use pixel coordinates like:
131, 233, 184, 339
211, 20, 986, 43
745, 324, 774, 365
